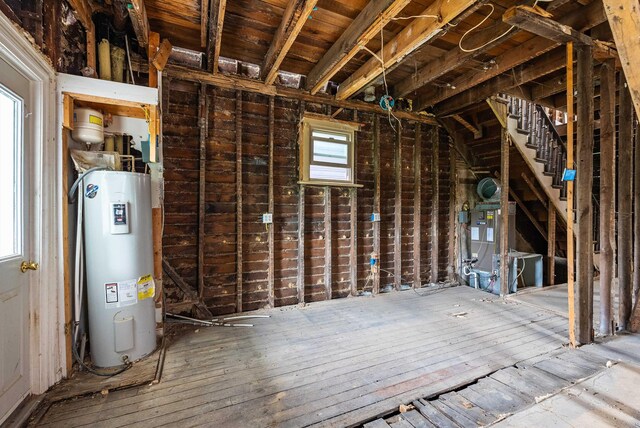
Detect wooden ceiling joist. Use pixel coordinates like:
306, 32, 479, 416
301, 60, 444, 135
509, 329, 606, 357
261, 0, 318, 85
437, 47, 567, 116
452, 114, 482, 139
503, 5, 592, 46
206, 0, 227, 73
415, 1, 606, 111
200, 0, 209, 48
602, 0, 640, 118
306, 0, 412, 95
128, 0, 149, 47
336, 0, 481, 101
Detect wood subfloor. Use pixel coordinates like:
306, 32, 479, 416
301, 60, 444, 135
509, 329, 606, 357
36, 286, 570, 427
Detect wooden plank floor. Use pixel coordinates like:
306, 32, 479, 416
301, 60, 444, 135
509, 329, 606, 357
36, 286, 569, 428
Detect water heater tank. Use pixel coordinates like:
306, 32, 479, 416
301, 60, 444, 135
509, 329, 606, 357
83, 171, 156, 367
73, 108, 104, 144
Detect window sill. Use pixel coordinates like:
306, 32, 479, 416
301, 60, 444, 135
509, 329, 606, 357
298, 181, 364, 188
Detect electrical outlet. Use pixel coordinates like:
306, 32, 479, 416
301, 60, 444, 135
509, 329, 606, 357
371, 213, 381, 222
262, 213, 273, 224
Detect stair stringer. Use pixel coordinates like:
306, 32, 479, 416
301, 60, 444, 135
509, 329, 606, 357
506, 116, 569, 226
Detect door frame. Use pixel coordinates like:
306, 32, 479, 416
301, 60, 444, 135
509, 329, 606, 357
0, 12, 62, 402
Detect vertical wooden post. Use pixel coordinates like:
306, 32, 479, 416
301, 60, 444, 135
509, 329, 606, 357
297, 185, 306, 303
394, 126, 402, 290
86, 24, 96, 72
324, 187, 332, 300
618, 76, 634, 330
267, 96, 275, 307
431, 128, 440, 283
634, 120, 640, 306
449, 138, 457, 280
148, 31, 160, 89
197, 84, 207, 300
349, 110, 358, 296
235, 90, 243, 313
547, 206, 556, 286
373, 115, 381, 294
566, 42, 577, 347
413, 124, 422, 288
500, 128, 510, 297
576, 44, 594, 343
599, 59, 616, 336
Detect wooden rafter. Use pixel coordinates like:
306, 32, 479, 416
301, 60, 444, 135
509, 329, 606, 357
415, 1, 606, 111
602, 0, 640, 118
261, 0, 318, 85
503, 5, 592, 46
207, 0, 227, 73
128, 0, 149, 47
306, 0, 412, 94
452, 114, 482, 139
336, 0, 480, 101
200, 0, 209, 48
393, 0, 570, 98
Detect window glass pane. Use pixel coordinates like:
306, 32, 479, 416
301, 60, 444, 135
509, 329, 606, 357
0, 87, 20, 258
312, 130, 348, 141
313, 140, 348, 165
310, 165, 351, 181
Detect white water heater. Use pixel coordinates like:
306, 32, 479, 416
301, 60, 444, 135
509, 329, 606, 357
83, 171, 156, 367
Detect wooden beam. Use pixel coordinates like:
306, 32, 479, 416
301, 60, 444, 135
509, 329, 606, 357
306, 0, 411, 94
448, 136, 457, 281
413, 124, 422, 288
566, 42, 577, 348
151, 39, 173, 72
200, 0, 209, 48
206, 0, 227, 73
633, 120, 640, 332
297, 184, 306, 303
618, 76, 633, 331
268, 96, 275, 308
373, 115, 381, 294
197, 84, 207, 300
127, 0, 149, 47
575, 44, 594, 344
349, 110, 358, 297
431, 128, 439, 284
436, 47, 567, 116
261, 0, 318, 85
599, 58, 615, 336
235, 90, 243, 313
547, 205, 556, 286
602, 0, 640, 118
165, 65, 438, 126
452, 114, 482, 138
520, 172, 548, 209
503, 5, 593, 46
336, 0, 480, 101
394, 127, 402, 290
500, 127, 509, 296
148, 31, 159, 89
417, 1, 606, 111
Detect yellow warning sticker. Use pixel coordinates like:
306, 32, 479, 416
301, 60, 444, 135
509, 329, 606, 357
137, 274, 155, 300
89, 115, 103, 126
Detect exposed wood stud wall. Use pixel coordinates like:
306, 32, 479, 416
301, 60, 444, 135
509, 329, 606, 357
197, 83, 207, 299
576, 44, 594, 343
618, 77, 633, 331
500, 128, 509, 297
349, 110, 358, 296
599, 59, 615, 336
324, 187, 332, 300
431, 128, 439, 283
162, 81, 451, 314
414, 125, 422, 288
268, 96, 275, 308
394, 126, 402, 290
372, 115, 381, 295
235, 90, 243, 312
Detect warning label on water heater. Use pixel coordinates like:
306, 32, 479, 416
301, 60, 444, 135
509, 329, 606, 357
137, 274, 155, 300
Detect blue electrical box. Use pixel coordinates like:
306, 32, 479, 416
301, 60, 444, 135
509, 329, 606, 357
458, 210, 469, 224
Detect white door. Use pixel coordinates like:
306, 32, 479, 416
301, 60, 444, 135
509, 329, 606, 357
0, 55, 32, 422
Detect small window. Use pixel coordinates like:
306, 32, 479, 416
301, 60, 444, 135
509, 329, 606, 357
300, 115, 359, 185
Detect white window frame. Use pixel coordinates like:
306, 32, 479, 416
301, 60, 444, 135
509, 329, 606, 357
299, 114, 361, 187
